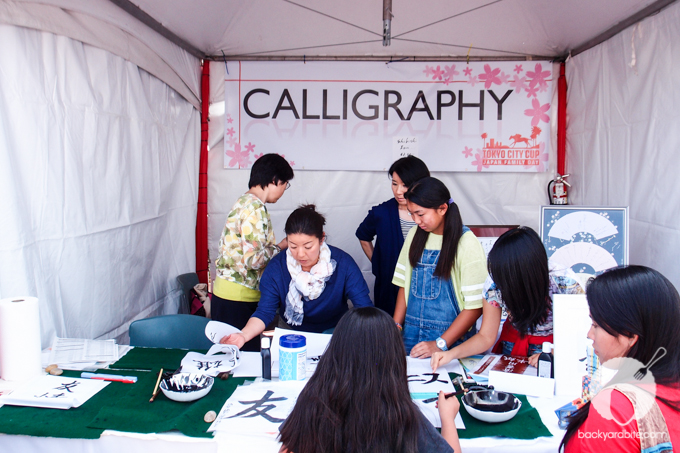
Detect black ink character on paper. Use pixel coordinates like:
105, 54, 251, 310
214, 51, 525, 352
228, 390, 288, 423
407, 373, 447, 385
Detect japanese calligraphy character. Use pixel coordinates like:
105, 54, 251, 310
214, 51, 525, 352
54, 381, 80, 393
407, 373, 447, 385
228, 390, 288, 423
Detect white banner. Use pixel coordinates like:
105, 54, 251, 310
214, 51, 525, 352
224, 61, 554, 172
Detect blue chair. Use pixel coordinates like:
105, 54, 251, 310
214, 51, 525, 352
129, 314, 213, 350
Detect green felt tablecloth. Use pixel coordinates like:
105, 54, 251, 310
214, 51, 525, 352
109, 346, 207, 371
0, 348, 251, 439
448, 373, 553, 440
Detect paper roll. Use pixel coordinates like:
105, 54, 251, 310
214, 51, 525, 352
0, 297, 42, 381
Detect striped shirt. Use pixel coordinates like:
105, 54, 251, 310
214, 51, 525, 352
399, 218, 416, 239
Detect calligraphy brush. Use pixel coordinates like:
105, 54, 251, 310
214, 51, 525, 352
422, 388, 469, 404
149, 368, 164, 403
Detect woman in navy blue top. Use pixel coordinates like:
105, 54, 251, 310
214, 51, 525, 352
221, 205, 372, 348
356, 156, 430, 316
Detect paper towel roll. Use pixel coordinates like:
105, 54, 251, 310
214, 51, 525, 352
0, 297, 42, 381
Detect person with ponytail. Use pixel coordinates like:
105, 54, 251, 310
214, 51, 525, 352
561, 266, 680, 452
221, 205, 373, 348
431, 227, 583, 369
392, 177, 487, 358
279, 307, 461, 453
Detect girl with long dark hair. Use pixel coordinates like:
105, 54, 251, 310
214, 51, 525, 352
279, 306, 460, 453
392, 177, 487, 358
431, 227, 583, 368
561, 266, 680, 451
356, 155, 430, 316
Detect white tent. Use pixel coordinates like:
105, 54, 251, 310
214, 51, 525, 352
1, 0, 679, 346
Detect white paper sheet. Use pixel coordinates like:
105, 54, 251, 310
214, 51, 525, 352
232, 352, 264, 378
552, 294, 591, 396
0, 375, 109, 409
180, 345, 241, 377
414, 399, 466, 430
205, 321, 241, 344
208, 380, 307, 435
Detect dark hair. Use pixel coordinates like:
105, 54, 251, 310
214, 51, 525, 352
405, 177, 463, 278
248, 153, 294, 189
561, 266, 680, 450
488, 227, 550, 335
278, 307, 424, 453
388, 155, 430, 187
284, 204, 326, 240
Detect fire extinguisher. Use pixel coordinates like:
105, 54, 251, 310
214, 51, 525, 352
548, 174, 571, 205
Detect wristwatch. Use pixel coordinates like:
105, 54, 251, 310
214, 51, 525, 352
436, 337, 448, 351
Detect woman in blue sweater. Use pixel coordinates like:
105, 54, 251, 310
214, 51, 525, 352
356, 156, 430, 316
221, 205, 373, 348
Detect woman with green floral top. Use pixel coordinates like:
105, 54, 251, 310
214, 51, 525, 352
213, 154, 294, 351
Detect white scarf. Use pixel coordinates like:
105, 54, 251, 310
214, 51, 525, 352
284, 242, 336, 326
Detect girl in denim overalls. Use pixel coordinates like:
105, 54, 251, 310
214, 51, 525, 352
392, 177, 488, 358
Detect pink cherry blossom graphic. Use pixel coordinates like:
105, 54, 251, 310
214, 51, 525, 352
498, 71, 510, 84
431, 65, 445, 81
423, 65, 435, 78
463, 67, 473, 76
526, 63, 551, 91
467, 75, 478, 87
471, 151, 490, 172
226, 143, 251, 168
509, 76, 528, 94
226, 115, 234, 124
462, 146, 473, 158
514, 64, 523, 74
478, 64, 502, 89
525, 84, 539, 98
226, 136, 238, 148
443, 65, 459, 80
254, 153, 264, 160
290, 161, 296, 166
244, 142, 255, 153
524, 98, 550, 126
226, 127, 236, 138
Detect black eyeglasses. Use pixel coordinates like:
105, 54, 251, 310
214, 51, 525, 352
285, 182, 291, 190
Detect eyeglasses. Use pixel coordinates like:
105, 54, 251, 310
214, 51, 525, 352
285, 181, 291, 190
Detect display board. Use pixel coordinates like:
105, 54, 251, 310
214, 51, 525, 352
540, 206, 628, 279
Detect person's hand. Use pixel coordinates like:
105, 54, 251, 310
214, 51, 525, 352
277, 238, 288, 250
410, 341, 439, 359
528, 352, 540, 368
220, 333, 246, 349
431, 350, 453, 372
436, 390, 461, 421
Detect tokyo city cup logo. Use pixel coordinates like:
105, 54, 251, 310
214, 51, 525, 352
591, 347, 666, 426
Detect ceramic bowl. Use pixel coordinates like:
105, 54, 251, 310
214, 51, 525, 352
461, 390, 521, 423
160, 373, 214, 402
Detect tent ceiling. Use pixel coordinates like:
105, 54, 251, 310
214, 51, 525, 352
125, 0, 669, 59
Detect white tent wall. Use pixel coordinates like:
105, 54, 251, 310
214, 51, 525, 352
0, 0, 202, 109
0, 24, 200, 347
566, 1, 680, 289
207, 62, 560, 298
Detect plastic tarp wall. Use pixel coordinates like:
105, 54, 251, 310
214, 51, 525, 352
566, 1, 680, 290
0, 25, 200, 347
208, 62, 560, 297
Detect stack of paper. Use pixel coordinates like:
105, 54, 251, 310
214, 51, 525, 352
47, 338, 120, 370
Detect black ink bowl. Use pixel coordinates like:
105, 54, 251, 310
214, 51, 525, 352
160, 373, 214, 402
461, 390, 521, 423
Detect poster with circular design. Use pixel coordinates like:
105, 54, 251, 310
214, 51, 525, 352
540, 206, 628, 279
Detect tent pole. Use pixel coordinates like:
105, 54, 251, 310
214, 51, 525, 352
557, 62, 567, 177
196, 60, 210, 284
